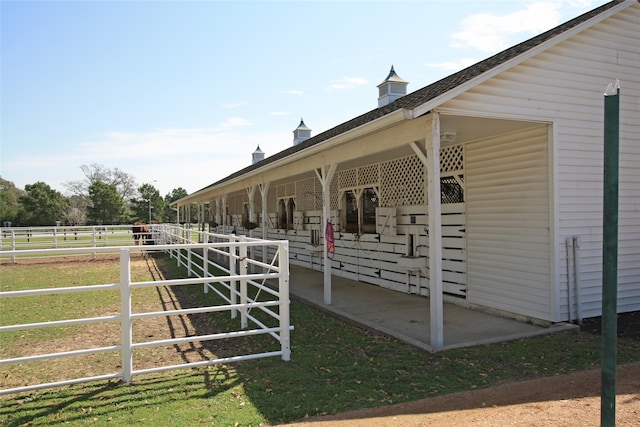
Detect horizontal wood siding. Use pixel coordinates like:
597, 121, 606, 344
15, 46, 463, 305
466, 126, 551, 319
442, 5, 640, 320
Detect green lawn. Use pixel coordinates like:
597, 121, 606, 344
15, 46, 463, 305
1, 253, 639, 426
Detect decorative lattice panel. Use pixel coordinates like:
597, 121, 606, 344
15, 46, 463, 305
286, 182, 296, 198
339, 168, 357, 188
297, 178, 320, 211
228, 193, 247, 215
380, 155, 425, 206
440, 144, 464, 175
358, 164, 379, 186
330, 176, 339, 210
267, 188, 277, 212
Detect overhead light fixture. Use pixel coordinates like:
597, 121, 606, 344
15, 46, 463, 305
440, 132, 456, 143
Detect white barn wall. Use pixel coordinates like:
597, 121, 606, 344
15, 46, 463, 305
465, 125, 552, 320
440, 5, 640, 321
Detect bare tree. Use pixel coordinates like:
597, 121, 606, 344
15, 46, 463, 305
64, 163, 138, 201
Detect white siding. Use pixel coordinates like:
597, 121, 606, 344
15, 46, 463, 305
465, 126, 552, 320
441, 4, 640, 321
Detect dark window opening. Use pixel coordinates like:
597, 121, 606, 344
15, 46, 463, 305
441, 176, 464, 204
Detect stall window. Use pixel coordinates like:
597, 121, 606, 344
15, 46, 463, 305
344, 187, 378, 234
278, 199, 287, 229
345, 190, 359, 233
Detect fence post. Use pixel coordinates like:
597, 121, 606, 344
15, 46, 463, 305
230, 238, 237, 319
92, 227, 97, 260
239, 235, 248, 329
278, 241, 291, 361
11, 230, 16, 264
120, 248, 133, 383
203, 247, 209, 294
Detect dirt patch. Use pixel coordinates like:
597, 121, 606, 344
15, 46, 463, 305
280, 362, 640, 426
279, 313, 640, 427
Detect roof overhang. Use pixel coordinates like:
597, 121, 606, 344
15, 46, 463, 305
173, 108, 413, 206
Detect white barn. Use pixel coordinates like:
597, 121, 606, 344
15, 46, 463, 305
175, 0, 639, 348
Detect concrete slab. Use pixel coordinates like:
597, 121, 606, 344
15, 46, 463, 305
287, 264, 577, 352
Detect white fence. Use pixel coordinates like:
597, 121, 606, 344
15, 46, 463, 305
0, 225, 290, 396
1, 224, 135, 250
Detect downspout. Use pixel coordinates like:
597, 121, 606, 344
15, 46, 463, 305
565, 237, 574, 323
573, 236, 582, 324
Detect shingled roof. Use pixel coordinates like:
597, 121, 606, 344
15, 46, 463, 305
198, 0, 624, 193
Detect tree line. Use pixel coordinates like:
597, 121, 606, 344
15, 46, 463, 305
0, 164, 193, 227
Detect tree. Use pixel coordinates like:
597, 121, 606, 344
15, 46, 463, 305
130, 183, 165, 223
87, 182, 125, 225
65, 195, 90, 226
18, 181, 69, 226
0, 177, 24, 226
65, 163, 138, 202
164, 187, 189, 223
64, 164, 137, 223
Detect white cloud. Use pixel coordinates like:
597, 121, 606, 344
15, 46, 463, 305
219, 116, 252, 128
285, 90, 304, 95
222, 102, 244, 109
3, 125, 292, 195
451, 2, 563, 52
326, 76, 369, 91
270, 111, 290, 116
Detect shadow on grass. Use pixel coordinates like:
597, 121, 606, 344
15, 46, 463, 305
147, 252, 640, 426
4, 252, 638, 426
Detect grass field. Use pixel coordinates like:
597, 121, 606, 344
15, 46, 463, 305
1, 253, 639, 426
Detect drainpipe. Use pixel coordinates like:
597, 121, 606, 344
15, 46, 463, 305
573, 236, 582, 324
565, 237, 573, 323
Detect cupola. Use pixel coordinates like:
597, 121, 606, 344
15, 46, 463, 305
377, 65, 408, 107
293, 118, 311, 146
252, 145, 265, 164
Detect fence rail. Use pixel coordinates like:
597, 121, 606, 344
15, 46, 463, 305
0, 225, 290, 396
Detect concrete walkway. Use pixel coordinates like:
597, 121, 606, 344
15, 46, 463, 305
286, 264, 576, 352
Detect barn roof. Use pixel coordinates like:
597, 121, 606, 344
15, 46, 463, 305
193, 0, 627, 195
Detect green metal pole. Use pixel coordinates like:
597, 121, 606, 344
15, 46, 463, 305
601, 80, 620, 427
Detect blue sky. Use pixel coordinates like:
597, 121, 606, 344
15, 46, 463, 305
1, 0, 608, 196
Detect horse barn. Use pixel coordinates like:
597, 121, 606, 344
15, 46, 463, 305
174, 0, 639, 348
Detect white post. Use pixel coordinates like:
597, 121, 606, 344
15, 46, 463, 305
92, 227, 97, 260
278, 241, 291, 361
120, 248, 133, 382
427, 113, 444, 348
239, 235, 248, 329
230, 237, 237, 319
203, 247, 209, 294
316, 164, 337, 305
246, 185, 256, 268
260, 182, 271, 267
11, 230, 16, 263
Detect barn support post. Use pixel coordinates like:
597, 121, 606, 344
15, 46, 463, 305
222, 196, 228, 230
260, 182, 271, 266
427, 112, 444, 349
260, 183, 270, 240
601, 80, 620, 427
316, 163, 337, 305
246, 185, 256, 268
